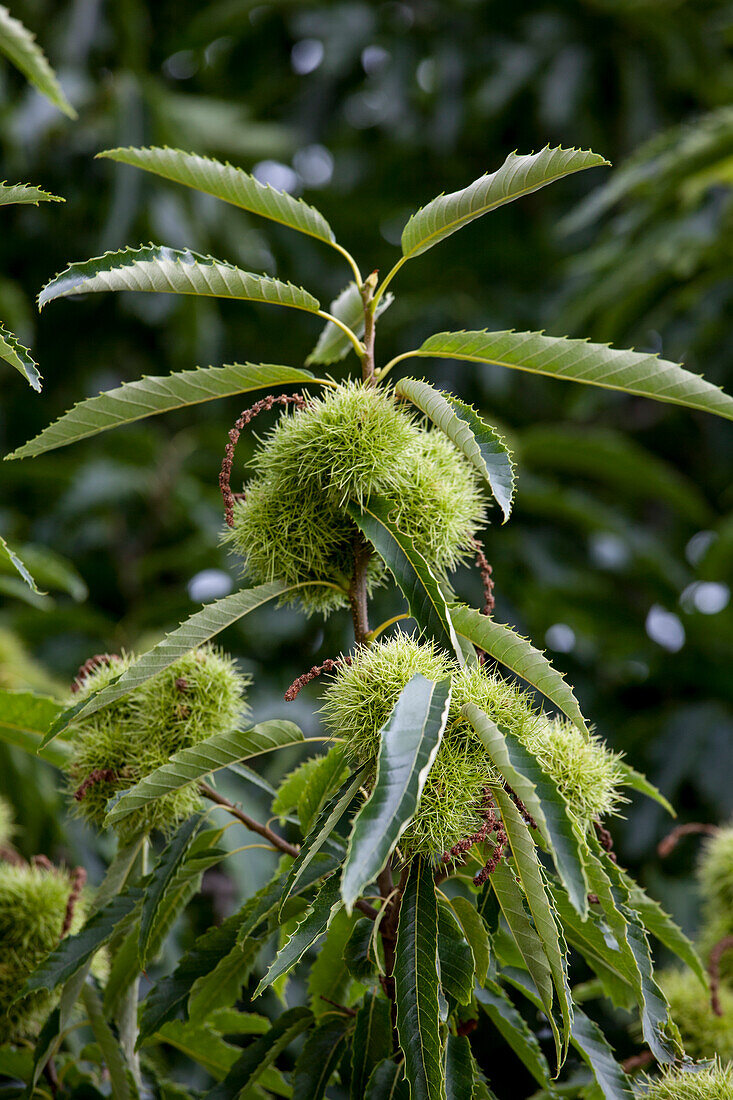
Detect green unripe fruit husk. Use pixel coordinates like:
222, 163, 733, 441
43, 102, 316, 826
639, 1062, 733, 1099
224, 382, 486, 615
0, 863, 86, 1043
66, 646, 250, 839
322, 634, 624, 856
698, 825, 733, 982
659, 968, 733, 1063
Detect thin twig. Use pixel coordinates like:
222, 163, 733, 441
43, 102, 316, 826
708, 935, 733, 1016
657, 822, 719, 859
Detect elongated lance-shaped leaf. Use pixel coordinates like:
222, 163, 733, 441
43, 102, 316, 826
365, 1060, 409, 1100
0, 6, 76, 117
0, 536, 42, 593
139, 816, 204, 967
0, 182, 63, 205
99, 146, 335, 245
205, 1007, 312, 1100
571, 1010, 634, 1100
294, 1013, 353, 1100
550, 884, 636, 1007
437, 899, 474, 1005
400, 147, 607, 260
281, 769, 363, 916
0, 690, 66, 766
494, 785, 571, 1064
105, 719, 304, 825
475, 982, 551, 1088
394, 858, 444, 1100
347, 497, 463, 663
7, 362, 322, 460
351, 992, 393, 1100
38, 245, 321, 316
620, 873, 706, 988
41, 580, 333, 743
406, 329, 733, 421
445, 1034, 475, 1100
236, 854, 337, 948
307, 281, 393, 365
341, 675, 451, 911
395, 378, 515, 521
81, 985, 134, 1100
616, 762, 675, 817
463, 704, 588, 916
448, 896, 490, 986
254, 874, 343, 997
0, 323, 41, 391
452, 605, 588, 735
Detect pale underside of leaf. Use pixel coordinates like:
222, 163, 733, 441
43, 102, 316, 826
0, 181, 63, 205
451, 604, 589, 735
37, 245, 321, 315
411, 329, 733, 421
400, 146, 608, 259
98, 145, 335, 244
0, 322, 42, 391
7, 362, 322, 460
0, 535, 42, 592
0, 5, 76, 117
306, 281, 393, 365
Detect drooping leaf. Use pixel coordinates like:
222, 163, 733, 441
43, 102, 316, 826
81, 985, 135, 1100
0, 5, 76, 116
237, 855, 337, 949
475, 981, 551, 1088
0, 535, 42, 593
7, 363, 322, 460
395, 378, 515, 522
293, 1014, 352, 1100
0, 690, 65, 766
204, 1007, 312, 1100
550, 884, 636, 1008
437, 900, 474, 1006
394, 858, 444, 1100
272, 758, 322, 819
365, 1060, 409, 1100
341, 675, 451, 911
99, 145, 336, 242
570, 1009, 634, 1100
24, 1007, 61, 1091
347, 496, 463, 661
307, 281, 393, 365
344, 917, 378, 982
188, 937, 261, 1021
307, 907, 357, 1014
0, 322, 42, 390
445, 1034, 475, 1100
139, 816, 204, 967
616, 762, 675, 817
105, 720, 304, 825
407, 329, 733, 421
38, 246, 321, 316
0, 182, 63, 205
254, 874, 343, 997
42, 581, 333, 743
448, 896, 490, 986
0, 542, 86, 600
351, 991, 392, 1100
620, 873, 706, 988
298, 745, 349, 832
464, 704, 589, 916
451, 605, 589, 735
400, 147, 607, 260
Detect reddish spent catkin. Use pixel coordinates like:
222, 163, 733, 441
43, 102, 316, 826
74, 768, 119, 802
470, 536, 495, 616
71, 653, 120, 693
220, 393, 307, 527
284, 656, 352, 702
62, 866, 87, 937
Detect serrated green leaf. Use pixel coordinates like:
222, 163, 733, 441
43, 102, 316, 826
272, 757, 323, 818
188, 936, 261, 1021
7, 363, 321, 460
345, 917, 378, 982
306, 281, 393, 365
437, 900, 474, 1006
494, 787, 571, 1063
0, 542, 87, 600
616, 763, 675, 817
0, 322, 42, 390
348, 497, 463, 662
620, 873, 706, 989
103, 925, 140, 1018
99, 145, 335, 242
106, 719, 304, 825
238, 855, 337, 948
139, 816, 204, 967
451, 605, 588, 735
25, 1006, 61, 1090
0, 690, 66, 766
341, 675, 451, 911
307, 907, 357, 1014
475, 981, 551, 1088
400, 147, 607, 260
81, 985, 135, 1100
42, 581, 334, 743
463, 705, 588, 917
0, 535, 42, 593
0, 181, 63, 205
445, 1034, 475, 1100
0, 5, 76, 117
351, 991, 392, 1099
298, 745, 349, 832
294, 1013, 352, 1100
204, 1007, 312, 1100
38, 245, 321, 316
394, 858, 444, 1100
364, 1059, 409, 1100
408, 329, 733, 421
570, 1010, 633, 1100
549, 884, 636, 1008
448, 896, 490, 986
395, 378, 515, 522
255, 874, 343, 997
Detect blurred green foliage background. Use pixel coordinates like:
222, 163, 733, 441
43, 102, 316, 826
0, 1, 732, 1080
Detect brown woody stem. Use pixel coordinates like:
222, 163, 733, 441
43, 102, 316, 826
657, 822, 719, 859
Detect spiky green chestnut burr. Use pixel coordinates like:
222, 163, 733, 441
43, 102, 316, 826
697, 825, 733, 982
0, 862, 86, 1043
66, 646, 250, 839
639, 1062, 733, 1099
659, 968, 733, 1063
322, 634, 624, 855
224, 382, 485, 615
